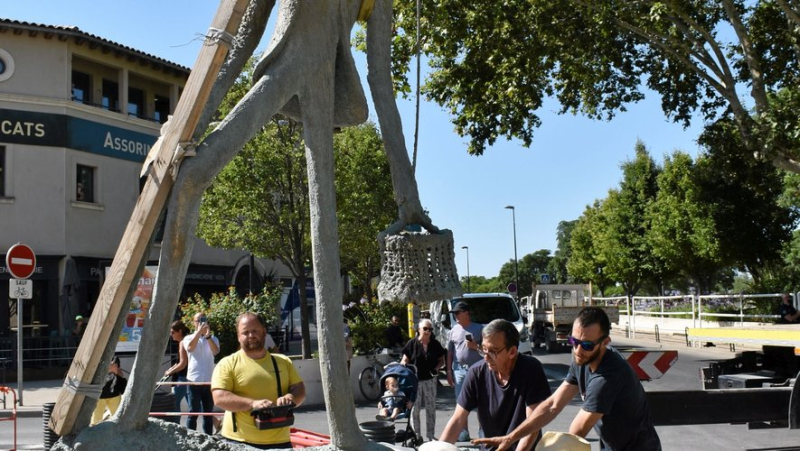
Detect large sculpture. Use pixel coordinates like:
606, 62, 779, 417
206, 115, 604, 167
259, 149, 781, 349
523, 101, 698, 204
52, 0, 459, 449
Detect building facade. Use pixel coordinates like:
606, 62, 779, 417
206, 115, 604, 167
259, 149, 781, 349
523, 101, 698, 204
0, 19, 290, 353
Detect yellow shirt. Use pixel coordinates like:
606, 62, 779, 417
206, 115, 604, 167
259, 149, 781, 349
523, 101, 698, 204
211, 350, 302, 445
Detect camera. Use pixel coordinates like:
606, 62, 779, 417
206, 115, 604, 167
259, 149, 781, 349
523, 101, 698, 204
251, 404, 295, 430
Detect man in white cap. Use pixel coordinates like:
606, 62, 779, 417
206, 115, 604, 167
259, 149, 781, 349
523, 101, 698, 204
445, 300, 483, 442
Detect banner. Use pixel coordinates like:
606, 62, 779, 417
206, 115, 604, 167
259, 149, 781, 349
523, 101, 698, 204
115, 266, 157, 352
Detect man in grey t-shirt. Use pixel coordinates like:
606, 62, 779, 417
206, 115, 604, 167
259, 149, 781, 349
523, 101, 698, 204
446, 301, 483, 441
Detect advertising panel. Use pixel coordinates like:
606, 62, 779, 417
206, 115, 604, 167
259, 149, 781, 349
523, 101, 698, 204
115, 266, 157, 352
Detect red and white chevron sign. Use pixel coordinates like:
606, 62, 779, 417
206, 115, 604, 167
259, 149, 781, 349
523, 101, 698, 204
620, 350, 678, 381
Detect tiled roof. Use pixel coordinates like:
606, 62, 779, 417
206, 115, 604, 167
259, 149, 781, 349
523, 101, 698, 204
0, 18, 190, 75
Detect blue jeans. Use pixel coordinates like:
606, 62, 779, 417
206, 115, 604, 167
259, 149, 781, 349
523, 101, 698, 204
173, 376, 191, 426
188, 384, 214, 434
453, 365, 470, 440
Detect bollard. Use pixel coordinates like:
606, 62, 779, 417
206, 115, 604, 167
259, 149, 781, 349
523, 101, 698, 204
42, 402, 59, 450
654, 324, 660, 343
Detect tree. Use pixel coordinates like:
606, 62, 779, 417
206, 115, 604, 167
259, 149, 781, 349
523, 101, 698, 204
334, 123, 397, 300
647, 151, 722, 294
548, 220, 577, 283
198, 115, 316, 358
390, 1, 800, 173
498, 249, 552, 298
596, 142, 663, 296
568, 201, 612, 296
697, 120, 798, 282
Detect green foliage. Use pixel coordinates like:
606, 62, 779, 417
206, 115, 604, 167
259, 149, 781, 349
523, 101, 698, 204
387, 1, 800, 172
549, 220, 577, 284
568, 201, 612, 295
344, 301, 409, 355
179, 285, 282, 359
334, 123, 397, 299
647, 150, 722, 293
597, 143, 662, 295
498, 250, 553, 297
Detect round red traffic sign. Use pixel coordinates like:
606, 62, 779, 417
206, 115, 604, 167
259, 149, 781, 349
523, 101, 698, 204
6, 243, 36, 279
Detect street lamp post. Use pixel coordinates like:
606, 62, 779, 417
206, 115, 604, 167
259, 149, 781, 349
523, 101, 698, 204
461, 245, 470, 293
505, 205, 519, 299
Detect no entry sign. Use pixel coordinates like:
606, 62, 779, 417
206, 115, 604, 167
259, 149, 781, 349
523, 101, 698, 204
6, 243, 36, 279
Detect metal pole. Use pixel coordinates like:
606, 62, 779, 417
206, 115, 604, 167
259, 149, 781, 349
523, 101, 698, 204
16, 297, 23, 405
249, 253, 254, 295
461, 246, 470, 293
505, 205, 519, 299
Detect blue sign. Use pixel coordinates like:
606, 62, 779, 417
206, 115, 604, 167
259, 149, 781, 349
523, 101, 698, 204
541, 274, 551, 284
0, 107, 158, 162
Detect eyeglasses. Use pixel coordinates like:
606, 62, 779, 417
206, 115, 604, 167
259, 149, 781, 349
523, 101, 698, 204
421, 327, 433, 332
478, 346, 508, 360
567, 335, 607, 352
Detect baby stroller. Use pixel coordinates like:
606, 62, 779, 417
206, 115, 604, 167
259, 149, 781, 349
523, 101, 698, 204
379, 362, 419, 447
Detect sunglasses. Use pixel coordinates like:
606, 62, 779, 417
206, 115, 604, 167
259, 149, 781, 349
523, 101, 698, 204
567, 335, 607, 352
421, 327, 433, 332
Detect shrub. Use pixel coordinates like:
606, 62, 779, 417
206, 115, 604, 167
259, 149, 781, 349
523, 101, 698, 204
180, 284, 282, 359
344, 300, 409, 355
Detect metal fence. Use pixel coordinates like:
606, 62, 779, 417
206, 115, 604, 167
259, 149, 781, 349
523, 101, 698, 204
0, 335, 80, 372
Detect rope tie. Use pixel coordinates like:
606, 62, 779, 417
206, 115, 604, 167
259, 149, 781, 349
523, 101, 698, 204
62, 376, 103, 400
171, 141, 197, 177
205, 27, 235, 48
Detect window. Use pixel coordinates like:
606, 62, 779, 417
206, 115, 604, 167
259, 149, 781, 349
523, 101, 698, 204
102, 79, 119, 112
72, 71, 91, 104
128, 87, 144, 119
154, 94, 170, 123
76, 164, 95, 203
0, 48, 15, 82
0, 146, 5, 197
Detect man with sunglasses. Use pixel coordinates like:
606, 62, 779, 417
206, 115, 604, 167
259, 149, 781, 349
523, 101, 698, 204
441, 319, 551, 450
474, 307, 661, 451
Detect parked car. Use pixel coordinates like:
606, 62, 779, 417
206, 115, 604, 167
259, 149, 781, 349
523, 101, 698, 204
430, 293, 532, 355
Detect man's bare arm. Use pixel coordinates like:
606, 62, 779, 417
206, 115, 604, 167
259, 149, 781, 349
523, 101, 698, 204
281, 382, 306, 406
569, 409, 603, 437
515, 403, 542, 451
440, 405, 470, 443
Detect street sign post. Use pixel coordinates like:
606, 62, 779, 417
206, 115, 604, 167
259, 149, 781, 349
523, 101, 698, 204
6, 243, 36, 406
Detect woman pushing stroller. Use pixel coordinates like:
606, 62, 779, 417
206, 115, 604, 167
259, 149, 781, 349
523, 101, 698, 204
400, 318, 446, 442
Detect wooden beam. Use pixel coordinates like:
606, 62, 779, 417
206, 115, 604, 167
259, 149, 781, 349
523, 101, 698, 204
48, 0, 249, 436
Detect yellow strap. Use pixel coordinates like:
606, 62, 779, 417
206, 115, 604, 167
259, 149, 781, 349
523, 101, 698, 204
358, 0, 376, 22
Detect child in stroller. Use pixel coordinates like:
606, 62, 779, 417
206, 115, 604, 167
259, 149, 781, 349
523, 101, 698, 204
376, 376, 408, 421
376, 363, 421, 447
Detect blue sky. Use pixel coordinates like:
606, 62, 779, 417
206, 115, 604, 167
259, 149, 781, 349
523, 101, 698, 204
4, 1, 704, 280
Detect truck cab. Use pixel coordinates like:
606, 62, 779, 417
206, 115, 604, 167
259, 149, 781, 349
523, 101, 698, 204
430, 293, 532, 355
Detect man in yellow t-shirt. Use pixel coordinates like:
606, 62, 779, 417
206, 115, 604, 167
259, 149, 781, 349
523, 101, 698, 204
212, 312, 306, 449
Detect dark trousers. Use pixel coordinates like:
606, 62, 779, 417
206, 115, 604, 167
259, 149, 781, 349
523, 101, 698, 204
188, 384, 214, 434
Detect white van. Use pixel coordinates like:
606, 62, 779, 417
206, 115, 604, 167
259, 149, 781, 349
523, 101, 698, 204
430, 293, 532, 355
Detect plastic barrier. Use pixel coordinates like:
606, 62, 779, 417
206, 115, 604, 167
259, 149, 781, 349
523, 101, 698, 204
0, 386, 17, 451
290, 427, 331, 448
